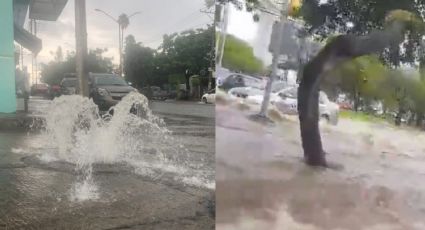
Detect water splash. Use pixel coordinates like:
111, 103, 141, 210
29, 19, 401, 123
40, 92, 210, 201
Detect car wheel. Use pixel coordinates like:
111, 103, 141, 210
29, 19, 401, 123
320, 115, 330, 124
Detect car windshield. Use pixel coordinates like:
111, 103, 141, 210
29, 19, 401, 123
62, 79, 77, 87
271, 82, 287, 92
94, 75, 128, 86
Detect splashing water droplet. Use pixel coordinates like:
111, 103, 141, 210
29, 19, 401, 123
40, 92, 212, 201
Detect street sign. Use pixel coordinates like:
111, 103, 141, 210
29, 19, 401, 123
269, 20, 301, 59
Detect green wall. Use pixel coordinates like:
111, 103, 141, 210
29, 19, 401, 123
0, 0, 17, 113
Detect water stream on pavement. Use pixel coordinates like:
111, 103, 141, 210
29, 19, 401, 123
216, 103, 425, 230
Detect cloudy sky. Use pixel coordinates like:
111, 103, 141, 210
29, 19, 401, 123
24, 0, 212, 83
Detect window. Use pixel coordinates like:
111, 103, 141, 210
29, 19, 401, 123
62, 79, 77, 87
94, 74, 128, 86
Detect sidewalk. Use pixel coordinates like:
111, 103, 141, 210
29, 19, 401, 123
0, 97, 46, 131
0, 111, 44, 131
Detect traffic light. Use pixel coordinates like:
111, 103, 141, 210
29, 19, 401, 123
288, 0, 302, 17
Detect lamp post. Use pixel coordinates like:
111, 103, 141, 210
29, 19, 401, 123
95, 9, 141, 77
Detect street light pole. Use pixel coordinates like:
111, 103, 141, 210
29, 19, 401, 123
94, 9, 140, 77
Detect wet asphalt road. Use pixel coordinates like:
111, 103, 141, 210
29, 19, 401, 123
27, 97, 215, 118
0, 98, 215, 229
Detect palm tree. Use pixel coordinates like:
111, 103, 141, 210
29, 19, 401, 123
118, 13, 130, 30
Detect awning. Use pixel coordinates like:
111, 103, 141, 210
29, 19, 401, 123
29, 0, 68, 21
14, 24, 42, 54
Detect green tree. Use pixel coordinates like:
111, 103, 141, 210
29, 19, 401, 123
124, 35, 156, 88
41, 48, 114, 85
222, 34, 264, 74
299, 0, 425, 67
323, 55, 387, 111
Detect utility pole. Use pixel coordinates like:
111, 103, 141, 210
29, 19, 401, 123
118, 22, 123, 77
29, 19, 38, 85
34, 20, 38, 86
200, 7, 215, 90
75, 0, 89, 97
217, 3, 229, 68
254, 0, 289, 120
20, 45, 24, 70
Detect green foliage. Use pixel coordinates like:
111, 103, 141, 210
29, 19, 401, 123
300, 0, 425, 67
340, 110, 386, 123
40, 48, 114, 85
216, 0, 261, 21
190, 76, 200, 86
167, 74, 185, 85
322, 55, 387, 108
124, 35, 156, 88
124, 25, 214, 89
222, 34, 264, 74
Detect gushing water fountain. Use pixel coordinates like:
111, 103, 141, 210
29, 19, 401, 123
40, 92, 212, 201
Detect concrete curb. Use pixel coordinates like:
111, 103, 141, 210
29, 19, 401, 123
0, 113, 45, 131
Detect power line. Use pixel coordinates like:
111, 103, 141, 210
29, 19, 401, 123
143, 21, 210, 46
142, 8, 206, 43
143, 15, 211, 45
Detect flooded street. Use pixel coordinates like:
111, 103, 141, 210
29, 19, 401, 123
0, 95, 214, 229
216, 104, 425, 230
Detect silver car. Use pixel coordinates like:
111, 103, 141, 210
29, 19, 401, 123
273, 87, 339, 125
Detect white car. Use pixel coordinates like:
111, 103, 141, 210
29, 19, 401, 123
273, 87, 339, 125
202, 89, 215, 104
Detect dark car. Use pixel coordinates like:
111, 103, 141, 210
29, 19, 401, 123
60, 77, 78, 95
48, 84, 61, 99
31, 83, 49, 97
140, 86, 168, 100
89, 73, 137, 111
219, 73, 264, 91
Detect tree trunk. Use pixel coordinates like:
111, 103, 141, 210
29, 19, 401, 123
407, 112, 415, 126
395, 113, 402, 126
297, 21, 406, 167
298, 63, 327, 166
416, 112, 423, 127
395, 102, 404, 126
353, 92, 360, 112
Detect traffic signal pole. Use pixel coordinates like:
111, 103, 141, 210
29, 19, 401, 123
255, 1, 289, 119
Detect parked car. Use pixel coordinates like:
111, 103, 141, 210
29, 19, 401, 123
60, 77, 78, 95
31, 83, 49, 97
216, 67, 231, 87
167, 89, 177, 99
228, 87, 264, 99
202, 88, 215, 104
228, 86, 279, 105
88, 73, 138, 111
140, 86, 168, 100
219, 72, 264, 91
151, 86, 168, 100
338, 101, 353, 110
48, 84, 61, 99
273, 87, 340, 125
